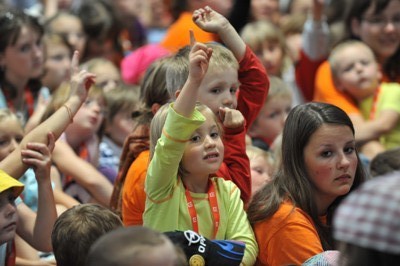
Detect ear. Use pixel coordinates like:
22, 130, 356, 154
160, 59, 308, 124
174, 89, 181, 99
351, 18, 361, 38
151, 103, 161, 115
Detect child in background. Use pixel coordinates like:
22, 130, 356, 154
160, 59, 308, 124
249, 76, 292, 151
246, 145, 275, 197
112, 57, 172, 224
44, 11, 86, 59
81, 57, 122, 92
242, 0, 329, 103
40, 83, 113, 205
25, 33, 73, 133
86, 226, 185, 266
329, 40, 400, 157
167, 6, 269, 204
98, 87, 139, 184
369, 147, 400, 177
51, 203, 123, 266
144, 34, 258, 266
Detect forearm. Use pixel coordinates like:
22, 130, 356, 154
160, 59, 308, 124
33, 179, 57, 252
217, 22, 246, 62
0, 96, 82, 179
53, 188, 80, 208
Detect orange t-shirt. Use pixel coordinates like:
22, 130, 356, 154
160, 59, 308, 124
122, 150, 149, 226
160, 12, 218, 52
253, 201, 324, 266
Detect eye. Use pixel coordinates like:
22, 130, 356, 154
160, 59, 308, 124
20, 43, 30, 53
210, 132, 219, 139
344, 146, 355, 154
321, 150, 332, 158
230, 87, 238, 94
268, 111, 279, 119
253, 167, 264, 175
190, 135, 201, 142
0, 138, 10, 147
210, 88, 221, 94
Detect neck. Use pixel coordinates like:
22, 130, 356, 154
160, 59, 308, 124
182, 175, 209, 193
5, 73, 28, 93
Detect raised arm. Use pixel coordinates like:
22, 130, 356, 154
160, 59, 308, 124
0, 51, 95, 179
174, 33, 212, 116
193, 6, 246, 61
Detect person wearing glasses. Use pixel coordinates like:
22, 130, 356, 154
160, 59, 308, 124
314, 0, 400, 160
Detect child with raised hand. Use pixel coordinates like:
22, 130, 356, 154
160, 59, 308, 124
144, 35, 258, 266
166, 6, 269, 204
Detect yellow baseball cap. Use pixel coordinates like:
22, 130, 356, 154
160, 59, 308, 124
0, 169, 24, 197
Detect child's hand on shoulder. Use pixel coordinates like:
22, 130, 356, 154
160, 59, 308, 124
21, 132, 55, 183
188, 39, 213, 84
69, 51, 96, 103
219, 107, 245, 129
192, 6, 229, 35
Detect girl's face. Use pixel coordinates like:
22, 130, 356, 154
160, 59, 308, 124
304, 124, 358, 211
250, 155, 272, 195
251, 0, 280, 23
0, 189, 18, 245
42, 43, 71, 91
181, 111, 224, 178
260, 40, 284, 76
0, 25, 44, 84
0, 117, 24, 161
352, 0, 400, 63
250, 96, 292, 145
50, 15, 86, 56
91, 63, 120, 92
67, 97, 105, 139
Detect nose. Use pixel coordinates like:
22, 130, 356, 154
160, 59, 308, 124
4, 202, 16, 218
384, 20, 396, 32
337, 153, 351, 170
222, 93, 234, 108
204, 135, 216, 148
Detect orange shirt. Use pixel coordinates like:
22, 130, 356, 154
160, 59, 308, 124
253, 201, 324, 266
122, 150, 149, 226
160, 12, 218, 52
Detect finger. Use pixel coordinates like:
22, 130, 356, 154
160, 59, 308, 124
219, 107, 226, 121
70, 50, 80, 75
190, 29, 196, 47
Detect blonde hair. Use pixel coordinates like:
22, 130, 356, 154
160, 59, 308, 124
266, 76, 293, 103
150, 103, 223, 178
241, 20, 291, 76
166, 43, 239, 99
329, 40, 376, 78
246, 145, 275, 176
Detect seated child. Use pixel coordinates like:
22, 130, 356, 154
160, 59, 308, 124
86, 226, 186, 266
329, 40, 400, 157
248, 76, 293, 151
143, 33, 257, 265
246, 145, 275, 197
51, 203, 123, 266
98, 87, 139, 183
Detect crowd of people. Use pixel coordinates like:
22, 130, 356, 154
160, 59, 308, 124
0, 0, 400, 265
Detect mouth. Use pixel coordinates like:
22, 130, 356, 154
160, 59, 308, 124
203, 152, 219, 160
3, 222, 16, 231
335, 174, 351, 181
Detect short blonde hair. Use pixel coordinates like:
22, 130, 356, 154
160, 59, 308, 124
246, 145, 275, 175
329, 40, 376, 78
266, 76, 292, 103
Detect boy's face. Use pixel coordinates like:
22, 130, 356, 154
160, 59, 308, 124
250, 95, 292, 144
260, 40, 284, 76
250, 155, 272, 195
0, 189, 18, 245
0, 117, 24, 161
334, 45, 382, 101
197, 67, 239, 117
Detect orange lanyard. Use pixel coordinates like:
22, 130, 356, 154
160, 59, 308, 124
185, 180, 220, 239
369, 86, 381, 120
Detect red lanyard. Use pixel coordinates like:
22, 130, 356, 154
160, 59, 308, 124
369, 86, 381, 120
5, 87, 34, 116
185, 179, 220, 239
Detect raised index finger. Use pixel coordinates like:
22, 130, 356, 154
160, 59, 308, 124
190, 29, 196, 47
70, 50, 80, 75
